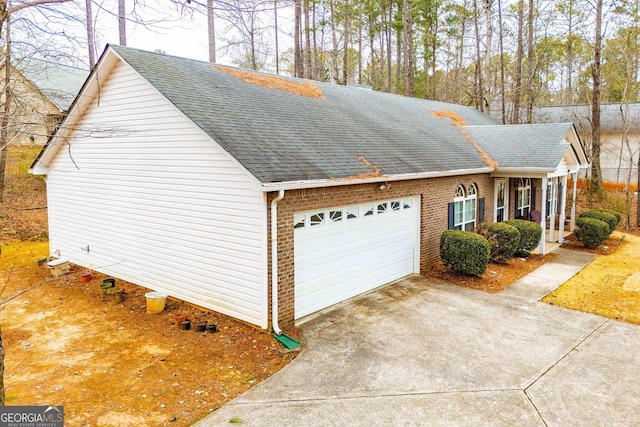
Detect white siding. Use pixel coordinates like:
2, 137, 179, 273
45, 61, 268, 328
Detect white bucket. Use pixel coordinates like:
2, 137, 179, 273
145, 292, 168, 314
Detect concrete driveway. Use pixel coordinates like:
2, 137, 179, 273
195, 248, 640, 426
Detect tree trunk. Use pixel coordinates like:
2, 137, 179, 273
342, 0, 350, 85
591, 0, 603, 188
294, 0, 302, 77
386, 0, 392, 92
273, 0, 279, 73
498, 0, 506, 123
85, 0, 95, 67
358, 0, 363, 84
512, 0, 524, 123
118, 0, 126, 45
483, 0, 492, 115
525, 0, 534, 123
473, 0, 483, 111
402, 0, 413, 96
207, 0, 216, 63
0, 7, 11, 204
303, 0, 311, 79
330, 0, 339, 83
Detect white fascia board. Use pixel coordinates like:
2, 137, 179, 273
261, 167, 493, 191
490, 168, 554, 178
30, 47, 120, 175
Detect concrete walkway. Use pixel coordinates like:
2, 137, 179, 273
194, 248, 640, 426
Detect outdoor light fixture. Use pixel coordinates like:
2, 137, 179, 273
379, 182, 391, 191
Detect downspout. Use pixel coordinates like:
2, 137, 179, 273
270, 190, 285, 335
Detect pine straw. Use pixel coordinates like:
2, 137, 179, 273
544, 232, 640, 325
346, 156, 384, 179
428, 109, 499, 169
213, 66, 324, 99
428, 109, 468, 127
426, 252, 558, 293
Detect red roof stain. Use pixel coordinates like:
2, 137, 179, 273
213, 65, 325, 99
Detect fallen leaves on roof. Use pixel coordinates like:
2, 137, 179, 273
213, 65, 325, 99
429, 109, 498, 169
459, 129, 499, 169
342, 156, 384, 180
428, 109, 468, 127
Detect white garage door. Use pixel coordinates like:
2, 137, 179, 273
294, 197, 420, 319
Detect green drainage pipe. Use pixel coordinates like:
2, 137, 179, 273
272, 333, 302, 350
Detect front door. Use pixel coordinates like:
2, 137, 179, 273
494, 179, 508, 222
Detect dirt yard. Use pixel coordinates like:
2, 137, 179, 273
0, 147, 299, 426
0, 241, 299, 426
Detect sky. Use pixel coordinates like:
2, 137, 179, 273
11, 0, 289, 70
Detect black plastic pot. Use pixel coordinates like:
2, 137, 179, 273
207, 323, 217, 333
180, 320, 191, 330
195, 322, 207, 332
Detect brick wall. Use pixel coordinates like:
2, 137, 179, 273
267, 173, 494, 330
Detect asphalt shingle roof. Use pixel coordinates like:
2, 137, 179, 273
463, 123, 575, 169
532, 104, 640, 132
110, 45, 501, 184
17, 58, 89, 111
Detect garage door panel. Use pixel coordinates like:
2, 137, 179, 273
294, 197, 419, 319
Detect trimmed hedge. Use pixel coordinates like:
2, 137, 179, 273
440, 230, 490, 276
504, 219, 543, 256
477, 222, 520, 263
575, 217, 610, 248
593, 208, 621, 228
579, 210, 617, 235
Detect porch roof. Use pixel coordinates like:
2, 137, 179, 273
463, 123, 586, 172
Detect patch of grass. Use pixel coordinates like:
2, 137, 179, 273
5, 394, 18, 403
229, 417, 244, 424
543, 232, 640, 324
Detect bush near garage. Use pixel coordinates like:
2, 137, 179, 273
579, 210, 617, 235
440, 230, 490, 276
504, 219, 543, 257
575, 217, 610, 249
477, 222, 521, 264
592, 208, 621, 229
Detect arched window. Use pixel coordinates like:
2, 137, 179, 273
516, 178, 531, 219
453, 184, 477, 231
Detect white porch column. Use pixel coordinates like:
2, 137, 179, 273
558, 174, 568, 243
539, 177, 548, 255
570, 172, 578, 232
548, 177, 557, 243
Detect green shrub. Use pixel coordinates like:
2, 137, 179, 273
504, 219, 543, 256
575, 217, 610, 248
440, 230, 490, 276
579, 210, 617, 235
476, 222, 520, 263
593, 208, 621, 228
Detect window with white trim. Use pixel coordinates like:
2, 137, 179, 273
516, 178, 531, 219
453, 184, 477, 231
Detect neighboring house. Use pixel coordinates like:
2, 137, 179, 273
0, 58, 88, 146
30, 45, 588, 330
533, 103, 640, 188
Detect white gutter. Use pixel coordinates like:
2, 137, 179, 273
261, 167, 492, 191
270, 189, 285, 335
